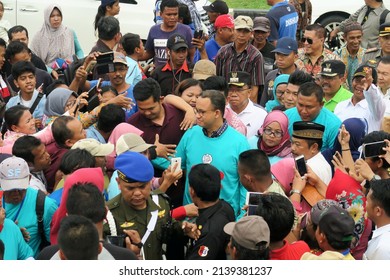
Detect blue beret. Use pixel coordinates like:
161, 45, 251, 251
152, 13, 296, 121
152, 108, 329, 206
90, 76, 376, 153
114, 151, 154, 183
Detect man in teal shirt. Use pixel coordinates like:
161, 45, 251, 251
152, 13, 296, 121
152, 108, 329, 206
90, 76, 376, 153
285, 81, 341, 151
319, 60, 353, 112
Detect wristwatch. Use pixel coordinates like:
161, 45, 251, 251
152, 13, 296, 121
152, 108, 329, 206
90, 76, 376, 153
289, 189, 301, 196
370, 175, 381, 182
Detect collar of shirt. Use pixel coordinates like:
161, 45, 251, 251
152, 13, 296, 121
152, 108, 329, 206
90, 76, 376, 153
161, 59, 189, 73
202, 119, 228, 138
324, 87, 351, 104
371, 223, 390, 239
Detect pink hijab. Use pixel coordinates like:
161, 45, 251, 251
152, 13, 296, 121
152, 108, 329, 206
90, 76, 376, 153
270, 157, 295, 195
258, 110, 292, 157
106, 123, 144, 171
50, 167, 104, 244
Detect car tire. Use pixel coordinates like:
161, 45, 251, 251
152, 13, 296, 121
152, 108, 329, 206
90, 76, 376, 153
317, 14, 348, 51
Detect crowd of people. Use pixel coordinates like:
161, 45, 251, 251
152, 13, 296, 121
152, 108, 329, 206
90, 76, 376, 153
0, 0, 390, 261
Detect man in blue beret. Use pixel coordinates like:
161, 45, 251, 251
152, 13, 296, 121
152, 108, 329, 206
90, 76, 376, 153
105, 151, 198, 260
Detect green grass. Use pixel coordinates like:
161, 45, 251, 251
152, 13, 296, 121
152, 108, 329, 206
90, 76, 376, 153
225, 0, 269, 10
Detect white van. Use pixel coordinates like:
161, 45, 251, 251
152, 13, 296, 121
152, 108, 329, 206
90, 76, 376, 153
311, 0, 390, 32
2, 0, 156, 54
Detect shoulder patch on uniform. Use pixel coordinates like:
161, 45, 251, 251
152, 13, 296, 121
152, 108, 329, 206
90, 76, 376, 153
365, 48, 378, 53
198, 246, 209, 257
120, 222, 135, 228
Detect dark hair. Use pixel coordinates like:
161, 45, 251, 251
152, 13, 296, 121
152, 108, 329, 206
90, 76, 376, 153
362, 131, 390, 169
97, 104, 125, 133
4, 105, 30, 131
379, 55, 390, 66
0, 239, 4, 260
97, 16, 120, 41
200, 90, 225, 117
230, 238, 269, 260
306, 23, 327, 39
133, 78, 161, 102
370, 179, 390, 217
305, 138, 323, 152
179, 3, 192, 25
66, 183, 106, 223
52, 116, 76, 148
5, 40, 30, 61
0, 38, 6, 49
188, 163, 221, 202
7, 25, 29, 41
298, 81, 323, 103
100, 85, 118, 97
120, 33, 141, 55
160, 0, 179, 13
58, 215, 100, 260
255, 193, 295, 243
94, 0, 118, 31
12, 135, 42, 164
239, 149, 271, 181
46, 80, 67, 95
59, 148, 96, 175
203, 76, 229, 97
288, 70, 313, 87
174, 78, 202, 97
11, 60, 36, 80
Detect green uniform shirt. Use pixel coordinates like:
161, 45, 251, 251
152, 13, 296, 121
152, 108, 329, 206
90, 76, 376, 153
104, 190, 183, 260
323, 86, 353, 112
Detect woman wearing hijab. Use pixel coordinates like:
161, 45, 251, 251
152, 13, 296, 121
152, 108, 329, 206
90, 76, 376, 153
265, 74, 289, 112
50, 167, 105, 245
248, 110, 293, 165
322, 118, 367, 175
30, 4, 84, 74
43, 87, 106, 129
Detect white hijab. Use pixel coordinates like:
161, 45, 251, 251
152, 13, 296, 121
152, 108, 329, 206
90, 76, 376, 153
30, 4, 75, 66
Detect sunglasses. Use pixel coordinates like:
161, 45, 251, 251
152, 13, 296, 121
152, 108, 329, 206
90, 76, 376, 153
301, 37, 314, 44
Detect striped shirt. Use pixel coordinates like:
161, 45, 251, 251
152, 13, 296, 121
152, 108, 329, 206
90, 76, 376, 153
215, 42, 265, 86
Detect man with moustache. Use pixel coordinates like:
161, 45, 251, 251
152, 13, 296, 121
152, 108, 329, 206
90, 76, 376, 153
318, 60, 352, 113
0, 156, 58, 258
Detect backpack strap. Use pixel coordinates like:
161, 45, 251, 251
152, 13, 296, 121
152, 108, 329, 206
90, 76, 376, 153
29, 93, 44, 115
36, 190, 50, 249
380, 9, 390, 26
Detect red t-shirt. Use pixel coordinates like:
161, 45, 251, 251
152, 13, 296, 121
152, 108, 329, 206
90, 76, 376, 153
270, 240, 311, 260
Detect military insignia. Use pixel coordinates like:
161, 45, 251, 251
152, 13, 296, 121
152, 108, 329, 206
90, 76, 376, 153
323, 63, 332, 73
229, 72, 239, 83
202, 154, 213, 164
198, 246, 209, 257
158, 209, 166, 218
198, 225, 203, 230
120, 221, 135, 228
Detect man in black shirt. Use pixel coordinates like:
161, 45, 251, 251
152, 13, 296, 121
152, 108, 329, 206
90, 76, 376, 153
186, 163, 235, 260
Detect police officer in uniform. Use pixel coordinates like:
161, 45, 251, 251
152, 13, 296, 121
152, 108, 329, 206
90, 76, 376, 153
185, 164, 235, 260
104, 151, 198, 260
362, 22, 390, 66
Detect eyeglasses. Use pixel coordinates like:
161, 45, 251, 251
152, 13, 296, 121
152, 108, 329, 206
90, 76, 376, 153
263, 128, 283, 138
301, 37, 314, 44
228, 87, 251, 94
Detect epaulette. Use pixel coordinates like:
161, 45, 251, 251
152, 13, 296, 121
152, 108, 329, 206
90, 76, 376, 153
365, 47, 378, 54
106, 196, 121, 210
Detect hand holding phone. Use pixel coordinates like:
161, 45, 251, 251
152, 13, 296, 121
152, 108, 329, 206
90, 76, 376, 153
363, 141, 387, 158
170, 157, 182, 173
194, 29, 203, 39
295, 155, 307, 177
